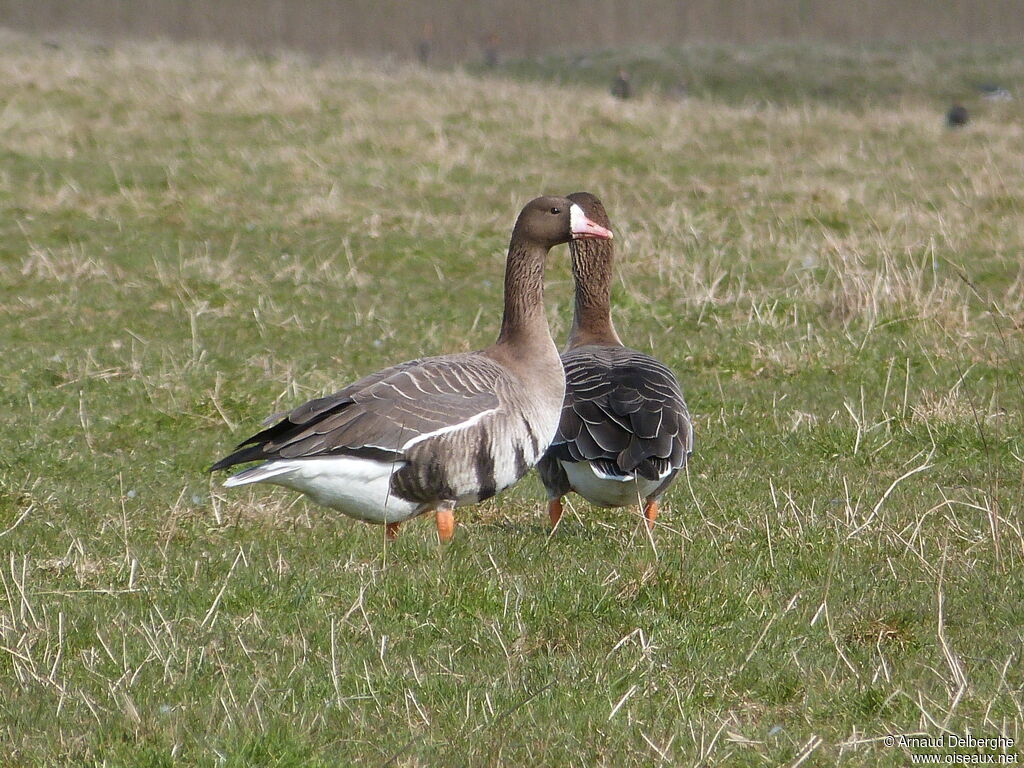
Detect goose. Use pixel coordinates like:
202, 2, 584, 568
537, 192, 693, 531
211, 196, 613, 542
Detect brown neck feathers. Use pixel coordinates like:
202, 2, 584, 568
566, 235, 622, 348
495, 240, 550, 349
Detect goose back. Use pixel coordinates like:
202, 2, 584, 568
538, 344, 692, 507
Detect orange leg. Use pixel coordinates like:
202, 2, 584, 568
643, 499, 659, 531
548, 498, 564, 528
435, 505, 455, 543
385, 522, 401, 540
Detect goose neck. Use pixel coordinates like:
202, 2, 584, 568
496, 240, 551, 348
566, 238, 622, 348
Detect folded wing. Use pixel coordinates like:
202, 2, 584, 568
210, 355, 502, 471
547, 345, 693, 482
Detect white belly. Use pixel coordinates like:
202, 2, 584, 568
561, 461, 662, 508
224, 457, 423, 524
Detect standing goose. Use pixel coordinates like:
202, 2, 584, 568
211, 196, 613, 542
537, 192, 693, 531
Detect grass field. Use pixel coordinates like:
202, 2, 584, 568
1, 29, 1023, 766
482, 41, 1024, 109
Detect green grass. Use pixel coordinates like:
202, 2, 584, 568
477, 41, 1024, 109
2, 30, 1024, 766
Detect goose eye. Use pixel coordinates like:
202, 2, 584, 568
550, 207, 561, 215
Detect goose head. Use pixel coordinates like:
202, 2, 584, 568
512, 195, 613, 249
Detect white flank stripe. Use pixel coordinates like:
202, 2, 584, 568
589, 462, 671, 482
590, 463, 636, 482
401, 408, 499, 450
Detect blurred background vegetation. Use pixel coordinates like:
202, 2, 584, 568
4, 0, 1022, 64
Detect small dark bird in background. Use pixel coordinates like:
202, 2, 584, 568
416, 21, 433, 65
611, 69, 632, 100
482, 32, 500, 68
946, 104, 969, 128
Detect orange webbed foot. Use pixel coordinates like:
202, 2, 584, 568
548, 498, 564, 528
435, 506, 455, 543
643, 499, 658, 531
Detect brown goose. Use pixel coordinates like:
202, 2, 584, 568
211, 196, 613, 542
537, 192, 693, 531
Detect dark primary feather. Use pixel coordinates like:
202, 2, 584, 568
210, 355, 503, 472
544, 345, 693, 483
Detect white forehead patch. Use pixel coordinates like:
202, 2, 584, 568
569, 203, 586, 230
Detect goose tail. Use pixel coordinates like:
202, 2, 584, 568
222, 461, 300, 487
